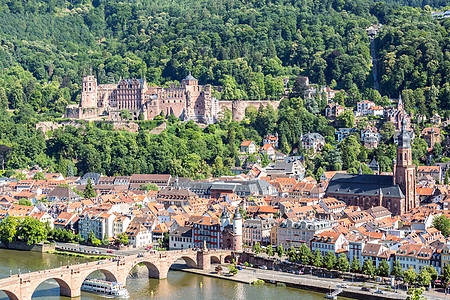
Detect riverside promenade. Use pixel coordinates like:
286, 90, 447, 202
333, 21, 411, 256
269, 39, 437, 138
173, 262, 449, 300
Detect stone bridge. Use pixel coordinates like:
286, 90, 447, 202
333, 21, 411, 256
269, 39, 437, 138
0, 249, 234, 300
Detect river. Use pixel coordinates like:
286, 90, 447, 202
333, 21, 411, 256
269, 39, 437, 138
0, 249, 336, 300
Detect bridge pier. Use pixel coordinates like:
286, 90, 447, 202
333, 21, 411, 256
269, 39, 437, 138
158, 265, 169, 279
197, 251, 210, 270
61, 286, 80, 298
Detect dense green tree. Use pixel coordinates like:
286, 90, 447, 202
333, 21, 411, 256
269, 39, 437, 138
18, 198, 32, 206
102, 233, 110, 246
298, 243, 312, 265
404, 267, 417, 286
287, 246, 297, 262
380, 121, 395, 142
350, 256, 361, 273
33, 172, 45, 180
312, 249, 323, 268
335, 254, 349, 272
88, 230, 97, 244
324, 251, 337, 270
115, 233, 129, 246
253, 242, 261, 255
392, 260, 403, 278
418, 268, 431, 286
84, 178, 97, 199
276, 244, 284, 257
362, 259, 376, 278
337, 110, 355, 128
139, 183, 159, 191
426, 266, 438, 281
341, 135, 361, 169
17, 216, 48, 245
377, 259, 390, 277
443, 264, 450, 284
0, 217, 20, 243
406, 287, 426, 300
432, 215, 450, 237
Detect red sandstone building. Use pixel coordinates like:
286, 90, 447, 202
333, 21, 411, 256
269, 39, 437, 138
69, 73, 217, 123
326, 118, 418, 215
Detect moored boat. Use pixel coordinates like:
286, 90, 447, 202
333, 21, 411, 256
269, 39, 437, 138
81, 279, 129, 298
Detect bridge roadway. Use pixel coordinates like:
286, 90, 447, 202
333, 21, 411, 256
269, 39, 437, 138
0, 249, 234, 300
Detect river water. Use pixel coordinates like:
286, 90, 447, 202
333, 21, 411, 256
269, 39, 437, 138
0, 249, 335, 300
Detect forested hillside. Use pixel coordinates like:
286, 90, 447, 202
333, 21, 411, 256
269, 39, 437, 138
0, 0, 448, 177
0, 0, 445, 106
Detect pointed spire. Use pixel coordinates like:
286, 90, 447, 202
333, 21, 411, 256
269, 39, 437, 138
358, 163, 363, 175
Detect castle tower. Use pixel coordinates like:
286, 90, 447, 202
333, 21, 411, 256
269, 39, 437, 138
181, 71, 199, 87
233, 211, 243, 251
395, 118, 417, 214
81, 75, 98, 108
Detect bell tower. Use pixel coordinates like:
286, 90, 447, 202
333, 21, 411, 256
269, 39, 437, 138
395, 118, 417, 214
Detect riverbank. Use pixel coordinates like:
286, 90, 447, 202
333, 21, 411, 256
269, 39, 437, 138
172, 264, 406, 300
170, 264, 253, 284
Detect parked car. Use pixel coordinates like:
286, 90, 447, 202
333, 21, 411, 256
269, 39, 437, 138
361, 287, 371, 292
107, 250, 114, 253
259, 266, 267, 270
145, 246, 152, 250
432, 280, 443, 287
338, 284, 348, 288
236, 265, 242, 270
375, 290, 384, 294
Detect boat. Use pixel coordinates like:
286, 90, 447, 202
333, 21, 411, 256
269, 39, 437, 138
325, 294, 337, 299
81, 279, 129, 298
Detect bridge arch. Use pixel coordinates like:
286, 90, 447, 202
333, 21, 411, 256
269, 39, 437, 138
172, 255, 198, 268
127, 260, 161, 279
210, 255, 221, 264
0, 290, 19, 300
30, 277, 73, 298
81, 268, 118, 283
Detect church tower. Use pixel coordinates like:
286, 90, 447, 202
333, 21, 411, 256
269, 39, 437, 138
395, 118, 417, 214
81, 75, 98, 108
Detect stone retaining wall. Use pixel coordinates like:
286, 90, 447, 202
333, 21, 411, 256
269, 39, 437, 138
0, 241, 55, 252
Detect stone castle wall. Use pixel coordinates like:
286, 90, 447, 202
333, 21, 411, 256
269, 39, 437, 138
65, 106, 106, 120
218, 100, 281, 121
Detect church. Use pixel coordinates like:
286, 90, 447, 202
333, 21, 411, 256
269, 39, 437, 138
325, 118, 418, 216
